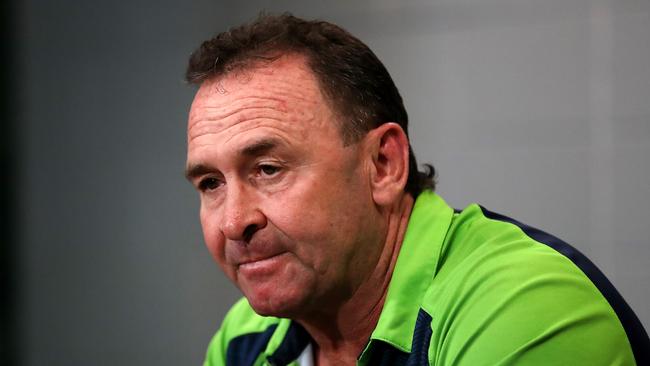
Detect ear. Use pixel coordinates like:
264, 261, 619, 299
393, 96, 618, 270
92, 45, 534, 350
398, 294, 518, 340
365, 123, 410, 206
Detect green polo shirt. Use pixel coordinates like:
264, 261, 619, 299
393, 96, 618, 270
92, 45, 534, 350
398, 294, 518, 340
204, 192, 646, 365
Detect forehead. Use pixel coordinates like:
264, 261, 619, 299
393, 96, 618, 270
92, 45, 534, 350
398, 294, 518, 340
187, 55, 335, 145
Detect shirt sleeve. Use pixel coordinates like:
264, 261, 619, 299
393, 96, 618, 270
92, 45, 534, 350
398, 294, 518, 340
427, 247, 636, 365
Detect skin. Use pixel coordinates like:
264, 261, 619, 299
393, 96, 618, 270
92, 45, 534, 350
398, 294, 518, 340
186, 54, 414, 365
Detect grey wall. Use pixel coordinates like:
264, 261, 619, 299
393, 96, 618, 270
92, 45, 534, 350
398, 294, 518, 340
16, 1, 239, 365
14, 0, 649, 365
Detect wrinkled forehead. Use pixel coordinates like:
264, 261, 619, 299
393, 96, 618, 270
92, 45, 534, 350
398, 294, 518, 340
187, 55, 337, 145
191, 57, 310, 114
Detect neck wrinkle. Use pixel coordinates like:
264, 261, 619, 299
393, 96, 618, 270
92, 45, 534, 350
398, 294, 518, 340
298, 193, 415, 366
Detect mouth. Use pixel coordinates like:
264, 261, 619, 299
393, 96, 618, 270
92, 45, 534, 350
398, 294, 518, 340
237, 252, 289, 276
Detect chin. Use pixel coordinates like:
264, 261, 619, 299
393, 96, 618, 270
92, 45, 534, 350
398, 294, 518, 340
243, 283, 310, 318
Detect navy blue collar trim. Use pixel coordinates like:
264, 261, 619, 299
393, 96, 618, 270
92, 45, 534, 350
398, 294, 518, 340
365, 309, 433, 366
227, 325, 277, 366
266, 322, 311, 365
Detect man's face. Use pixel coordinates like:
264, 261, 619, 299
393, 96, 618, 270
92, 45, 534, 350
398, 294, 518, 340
186, 55, 384, 317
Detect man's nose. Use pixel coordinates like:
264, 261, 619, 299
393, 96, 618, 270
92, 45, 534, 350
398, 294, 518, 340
221, 184, 267, 242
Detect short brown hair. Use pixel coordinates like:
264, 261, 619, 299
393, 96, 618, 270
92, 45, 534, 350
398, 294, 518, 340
186, 13, 435, 196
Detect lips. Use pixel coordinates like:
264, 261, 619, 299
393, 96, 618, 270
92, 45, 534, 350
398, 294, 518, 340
226, 235, 287, 266
237, 252, 289, 277
239, 253, 280, 265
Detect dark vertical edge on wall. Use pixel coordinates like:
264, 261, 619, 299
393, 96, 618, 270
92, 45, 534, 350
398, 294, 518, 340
1, 0, 19, 365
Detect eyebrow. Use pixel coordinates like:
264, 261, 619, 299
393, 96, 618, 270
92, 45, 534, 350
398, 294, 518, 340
184, 138, 282, 181
239, 138, 280, 157
184, 163, 214, 182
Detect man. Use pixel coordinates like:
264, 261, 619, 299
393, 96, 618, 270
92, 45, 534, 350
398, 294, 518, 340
184, 13, 648, 366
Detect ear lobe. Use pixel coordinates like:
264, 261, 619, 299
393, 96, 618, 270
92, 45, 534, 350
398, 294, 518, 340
368, 123, 410, 206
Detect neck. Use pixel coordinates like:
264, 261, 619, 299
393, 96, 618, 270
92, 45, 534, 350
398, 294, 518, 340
297, 193, 415, 366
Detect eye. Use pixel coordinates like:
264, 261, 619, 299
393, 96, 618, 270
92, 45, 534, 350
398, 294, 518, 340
198, 177, 223, 191
258, 164, 281, 177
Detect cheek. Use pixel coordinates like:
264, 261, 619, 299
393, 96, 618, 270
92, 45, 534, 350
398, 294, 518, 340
262, 182, 359, 267
200, 209, 227, 264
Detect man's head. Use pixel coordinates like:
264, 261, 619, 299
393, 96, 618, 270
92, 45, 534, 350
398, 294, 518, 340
185, 14, 434, 318
186, 13, 434, 197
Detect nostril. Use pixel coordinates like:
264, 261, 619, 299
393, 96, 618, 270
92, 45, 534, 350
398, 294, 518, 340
242, 224, 258, 242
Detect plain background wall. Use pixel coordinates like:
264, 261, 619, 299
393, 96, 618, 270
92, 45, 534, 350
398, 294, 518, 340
8, 0, 649, 365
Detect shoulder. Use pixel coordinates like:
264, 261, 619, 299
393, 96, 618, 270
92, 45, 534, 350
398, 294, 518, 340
422, 204, 637, 365
203, 297, 283, 366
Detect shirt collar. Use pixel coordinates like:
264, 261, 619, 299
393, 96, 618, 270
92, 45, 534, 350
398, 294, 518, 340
264, 319, 311, 365
360, 191, 454, 359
